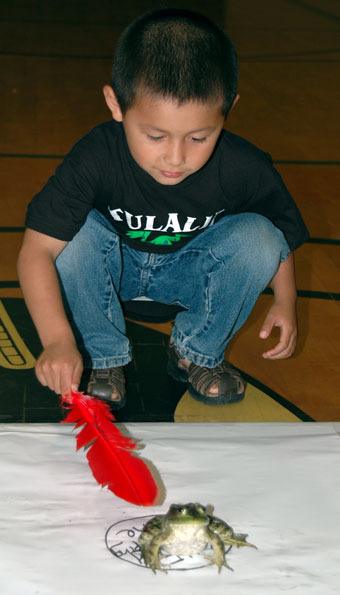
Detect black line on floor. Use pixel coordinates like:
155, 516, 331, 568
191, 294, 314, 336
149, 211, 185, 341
1, 50, 111, 60
307, 238, 340, 245
263, 288, 340, 300
0, 153, 63, 159
235, 367, 315, 422
275, 160, 340, 165
298, 290, 340, 300
242, 48, 340, 59
0, 227, 24, 232
0, 281, 20, 288
0, 17, 126, 27
284, 0, 340, 24
242, 58, 340, 63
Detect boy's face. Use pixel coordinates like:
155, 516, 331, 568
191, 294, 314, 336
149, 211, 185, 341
103, 87, 227, 185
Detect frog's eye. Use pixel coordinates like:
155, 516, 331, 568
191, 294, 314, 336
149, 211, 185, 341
170, 504, 185, 514
196, 504, 206, 514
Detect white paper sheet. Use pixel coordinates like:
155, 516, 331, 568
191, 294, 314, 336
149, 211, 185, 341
0, 423, 339, 595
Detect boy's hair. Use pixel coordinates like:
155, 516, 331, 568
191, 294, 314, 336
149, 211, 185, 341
111, 8, 238, 116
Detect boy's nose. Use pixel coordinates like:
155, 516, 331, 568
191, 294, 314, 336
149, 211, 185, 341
164, 140, 185, 167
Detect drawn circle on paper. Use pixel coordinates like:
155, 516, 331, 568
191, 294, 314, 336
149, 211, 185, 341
105, 515, 230, 571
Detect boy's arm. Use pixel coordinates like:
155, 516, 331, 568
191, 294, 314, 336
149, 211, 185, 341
17, 229, 83, 395
259, 253, 298, 359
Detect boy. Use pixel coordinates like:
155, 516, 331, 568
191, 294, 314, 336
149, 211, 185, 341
17, 8, 309, 408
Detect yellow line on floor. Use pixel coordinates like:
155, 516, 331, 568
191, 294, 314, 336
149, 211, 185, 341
0, 300, 35, 369
174, 385, 301, 423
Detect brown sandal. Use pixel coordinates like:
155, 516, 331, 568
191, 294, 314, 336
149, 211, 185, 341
87, 367, 126, 409
167, 343, 246, 405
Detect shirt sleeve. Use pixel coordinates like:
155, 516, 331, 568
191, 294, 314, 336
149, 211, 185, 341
240, 153, 309, 251
25, 128, 107, 241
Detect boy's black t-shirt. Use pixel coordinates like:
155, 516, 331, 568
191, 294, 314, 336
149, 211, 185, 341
26, 120, 309, 253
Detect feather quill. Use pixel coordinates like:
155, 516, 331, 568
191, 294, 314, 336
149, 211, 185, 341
60, 390, 158, 506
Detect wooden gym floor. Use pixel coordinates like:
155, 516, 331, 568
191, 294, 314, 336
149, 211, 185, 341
1, 0, 339, 423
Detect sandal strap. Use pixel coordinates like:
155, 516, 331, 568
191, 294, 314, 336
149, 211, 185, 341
167, 342, 245, 401
188, 361, 245, 398
88, 367, 125, 403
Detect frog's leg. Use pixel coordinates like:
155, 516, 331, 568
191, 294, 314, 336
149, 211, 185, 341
139, 515, 165, 571
141, 525, 172, 573
140, 542, 162, 574
210, 517, 257, 550
139, 516, 163, 549
148, 528, 173, 574
224, 532, 257, 549
205, 529, 233, 573
139, 515, 163, 542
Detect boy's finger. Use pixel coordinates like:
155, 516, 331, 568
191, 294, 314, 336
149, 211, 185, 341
36, 364, 58, 393
263, 333, 296, 359
259, 319, 274, 339
71, 362, 83, 391
60, 369, 75, 396
51, 369, 62, 395
61, 362, 83, 395
262, 326, 290, 358
35, 366, 48, 387
264, 347, 289, 359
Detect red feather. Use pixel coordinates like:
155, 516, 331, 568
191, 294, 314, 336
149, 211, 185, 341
60, 390, 158, 506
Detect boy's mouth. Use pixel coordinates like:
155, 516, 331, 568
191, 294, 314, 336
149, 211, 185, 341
160, 170, 184, 179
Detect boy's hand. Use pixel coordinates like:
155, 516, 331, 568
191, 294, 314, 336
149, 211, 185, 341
35, 341, 83, 396
259, 300, 297, 359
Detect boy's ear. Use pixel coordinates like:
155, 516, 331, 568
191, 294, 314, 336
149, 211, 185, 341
229, 93, 240, 114
224, 94, 240, 122
103, 85, 123, 121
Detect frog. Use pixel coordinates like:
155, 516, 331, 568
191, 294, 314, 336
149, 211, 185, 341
138, 502, 256, 573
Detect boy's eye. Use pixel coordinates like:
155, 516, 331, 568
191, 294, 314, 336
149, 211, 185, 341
146, 134, 207, 143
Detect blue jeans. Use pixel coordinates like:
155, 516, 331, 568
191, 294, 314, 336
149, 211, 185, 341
55, 209, 290, 369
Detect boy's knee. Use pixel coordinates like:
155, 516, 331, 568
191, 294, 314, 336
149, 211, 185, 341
244, 212, 287, 250
210, 213, 289, 277
238, 214, 290, 280
56, 210, 119, 277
